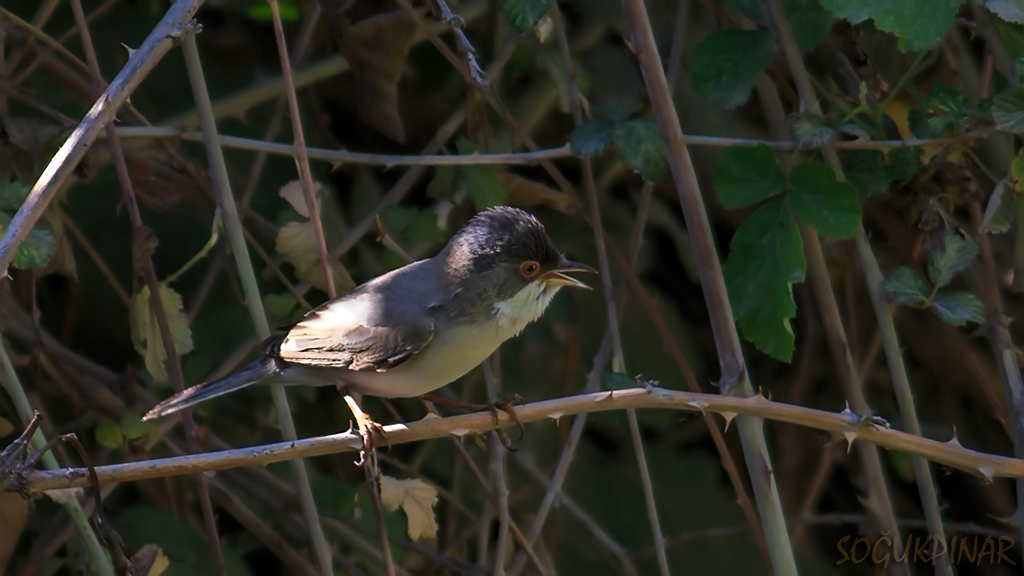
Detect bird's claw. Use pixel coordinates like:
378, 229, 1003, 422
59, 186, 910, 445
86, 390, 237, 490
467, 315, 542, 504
487, 394, 524, 451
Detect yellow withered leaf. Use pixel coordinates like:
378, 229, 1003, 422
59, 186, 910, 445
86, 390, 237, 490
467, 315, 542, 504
379, 475, 438, 541
129, 284, 194, 382
276, 221, 354, 294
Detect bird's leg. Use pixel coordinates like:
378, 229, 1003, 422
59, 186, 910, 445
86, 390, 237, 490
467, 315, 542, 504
420, 392, 525, 446
337, 386, 390, 453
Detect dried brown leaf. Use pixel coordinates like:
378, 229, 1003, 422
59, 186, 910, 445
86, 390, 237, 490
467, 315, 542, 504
338, 11, 417, 143
130, 544, 170, 576
498, 172, 573, 212
0, 492, 28, 574
279, 179, 323, 218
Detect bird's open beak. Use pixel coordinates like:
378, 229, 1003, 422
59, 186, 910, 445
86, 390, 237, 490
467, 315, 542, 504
540, 257, 596, 290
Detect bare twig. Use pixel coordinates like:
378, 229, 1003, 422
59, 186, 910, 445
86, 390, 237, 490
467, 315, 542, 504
112, 127, 573, 166
12, 386, 1024, 493
267, 0, 335, 298
67, 3, 225, 572
0, 0, 204, 275
180, 32, 334, 576
618, 0, 799, 573
0, 339, 114, 576
763, 0, 948, 573
434, 0, 489, 87
483, 357, 510, 575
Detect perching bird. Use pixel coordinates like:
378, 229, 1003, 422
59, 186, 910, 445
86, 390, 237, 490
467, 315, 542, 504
143, 206, 594, 421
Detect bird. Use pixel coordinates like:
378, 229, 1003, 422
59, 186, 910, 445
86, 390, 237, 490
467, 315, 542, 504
143, 206, 594, 423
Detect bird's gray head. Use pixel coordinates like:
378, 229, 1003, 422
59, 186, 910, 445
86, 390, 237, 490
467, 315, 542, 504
441, 207, 594, 327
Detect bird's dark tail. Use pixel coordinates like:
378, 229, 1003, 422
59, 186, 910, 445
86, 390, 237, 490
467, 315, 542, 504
143, 356, 280, 421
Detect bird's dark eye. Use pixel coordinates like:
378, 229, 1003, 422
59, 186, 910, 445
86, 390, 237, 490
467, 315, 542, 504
520, 260, 540, 278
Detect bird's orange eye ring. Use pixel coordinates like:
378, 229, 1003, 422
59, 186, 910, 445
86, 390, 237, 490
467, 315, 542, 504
520, 260, 540, 278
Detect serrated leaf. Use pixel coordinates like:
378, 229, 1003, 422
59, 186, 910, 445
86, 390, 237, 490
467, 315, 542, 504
786, 161, 862, 238
881, 266, 930, 306
463, 166, 508, 210
568, 121, 613, 158
0, 181, 29, 211
792, 114, 835, 148
120, 411, 157, 441
601, 372, 635, 391
0, 211, 56, 270
988, 0, 1024, 24
611, 117, 669, 181
931, 290, 985, 325
95, 419, 123, 449
993, 87, 1024, 133
379, 476, 438, 541
690, 30, 776, 109
820, 0, 964, 51
723, 199, 805, 361
276, 222, 355, 294
927, 232, 978, 288
923, 83, 969, 133
981, 180, 1016, 233
843, 150, 890, 201
15, 227, 56, 270
497, 0, 549, 33
712, 144, 788, 209
129, 284, 195, 383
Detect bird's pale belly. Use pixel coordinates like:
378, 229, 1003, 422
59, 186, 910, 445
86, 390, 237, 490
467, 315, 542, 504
315, 321, 510, 398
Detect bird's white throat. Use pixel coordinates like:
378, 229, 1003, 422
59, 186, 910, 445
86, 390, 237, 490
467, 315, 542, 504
492, 281, 559, 338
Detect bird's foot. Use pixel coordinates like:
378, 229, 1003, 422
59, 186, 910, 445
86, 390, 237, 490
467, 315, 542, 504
338, 386, 391, 454
420, 392, 524, 450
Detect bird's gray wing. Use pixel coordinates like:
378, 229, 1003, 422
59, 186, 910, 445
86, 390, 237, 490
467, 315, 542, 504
261, 296, 435, 372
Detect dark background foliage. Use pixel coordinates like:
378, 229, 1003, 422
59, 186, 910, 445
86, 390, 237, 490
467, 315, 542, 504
2, 0, 1024, 574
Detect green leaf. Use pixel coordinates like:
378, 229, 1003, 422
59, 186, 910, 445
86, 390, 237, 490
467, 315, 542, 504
712, 144, 788, 209
0, 181, 30, 211
927, 232, 978, 287
95, 419, 123, 449
788, 0, 834, 51
601, 372, 636, 391
791, 114, 834, 148
922, 83, 969, 133
723, 199, 806, 361
463, 166, 507, 210
731, 0, 832, 50
843, 150, 890, 201
246, 0, 299, 22
129, 284, 195, 383
885, 147, 923, 180
611, 117, 669, 181
120, 411, 157, 440
786, 161, 862, 238
931, 290, 985, 325
497, 0, 549, 33
1013, 149, 1024, 191
569, 121, 613, 158
689, 30, 776, 109
981, 181, 1016, 234
820, 0, 964, 51
882, 266, 930, 306
988, 0, 1024, 24
427, 165, 456, 199
993, 87, 1024, 133
0, 211, 56, 270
